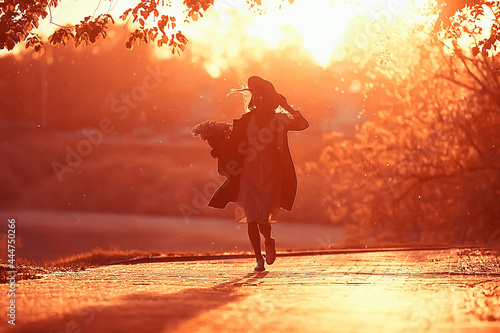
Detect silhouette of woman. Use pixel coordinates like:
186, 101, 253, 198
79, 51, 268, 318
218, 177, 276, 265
209, 76, 309, 271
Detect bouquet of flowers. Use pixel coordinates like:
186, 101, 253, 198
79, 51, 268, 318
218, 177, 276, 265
192, 120, 232, 157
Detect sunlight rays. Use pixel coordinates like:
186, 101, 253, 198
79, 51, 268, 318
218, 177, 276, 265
10, 0, 437, 76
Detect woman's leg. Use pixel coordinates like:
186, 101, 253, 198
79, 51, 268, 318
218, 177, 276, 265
248, 222, 263, 261
258, 222, 272, 241
259, 223, 276, 265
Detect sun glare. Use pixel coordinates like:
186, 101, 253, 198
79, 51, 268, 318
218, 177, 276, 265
246, 0, 357, 67
166, 0, 434, 77
7, 0, 435, 76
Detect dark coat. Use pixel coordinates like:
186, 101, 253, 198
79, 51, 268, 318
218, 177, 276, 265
208, 110, 308, 212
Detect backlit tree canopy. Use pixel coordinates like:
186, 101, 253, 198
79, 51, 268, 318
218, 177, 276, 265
0, 0, 495, 55
318, 1, 500, 244
0, 0, 292, 55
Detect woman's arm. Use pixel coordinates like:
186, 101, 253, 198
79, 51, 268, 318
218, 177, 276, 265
278, 95, 309, 131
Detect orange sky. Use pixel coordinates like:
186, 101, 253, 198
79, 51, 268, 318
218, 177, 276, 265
5, 0, 436, 76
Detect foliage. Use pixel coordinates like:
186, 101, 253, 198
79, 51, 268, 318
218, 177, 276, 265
0, 258, 48, 284
0, 249, 164, 284
0, 0, 496, 56
442, 0, 500, 56
47, 247, 162, 268
318, 2, 500, 245
435, 0, 481, 28
459, 249, 500, 321
0, 0, 294, 54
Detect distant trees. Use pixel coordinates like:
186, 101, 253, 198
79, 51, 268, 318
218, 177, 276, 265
319, 1, 500, 244
2, 1, 499, 243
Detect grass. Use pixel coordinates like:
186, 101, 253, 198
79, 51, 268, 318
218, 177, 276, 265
46, 248, 164, 269
458, 249, 500, 321
0, 259, 49, 284
457, 248, 500, 275
0, 247, 258, 284
0, 248, 164, 284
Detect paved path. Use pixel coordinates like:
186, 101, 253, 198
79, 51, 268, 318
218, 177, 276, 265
2, 248, 500, 332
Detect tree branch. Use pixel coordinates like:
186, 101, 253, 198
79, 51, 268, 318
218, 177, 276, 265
436, 74, 477, 91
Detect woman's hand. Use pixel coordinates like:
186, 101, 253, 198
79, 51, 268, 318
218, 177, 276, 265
277, 94, 309, 131
278, 94, 300, 116
277, 94, 291, 110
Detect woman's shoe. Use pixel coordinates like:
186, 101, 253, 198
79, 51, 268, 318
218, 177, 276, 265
254, 259, 265, 272
265, 238, 276, 265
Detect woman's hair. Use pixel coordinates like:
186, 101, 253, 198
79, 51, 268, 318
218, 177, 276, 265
227, 82, 283, 113
226, 83, 254, 112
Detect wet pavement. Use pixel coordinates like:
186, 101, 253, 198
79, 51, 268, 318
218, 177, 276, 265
2, 248, 500, 332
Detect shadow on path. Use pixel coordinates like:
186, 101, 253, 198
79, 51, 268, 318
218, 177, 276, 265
10, 271, 269, 333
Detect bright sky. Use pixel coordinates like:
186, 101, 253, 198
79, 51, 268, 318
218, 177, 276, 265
5, 0, 435, 76
154, 0, 431, 76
